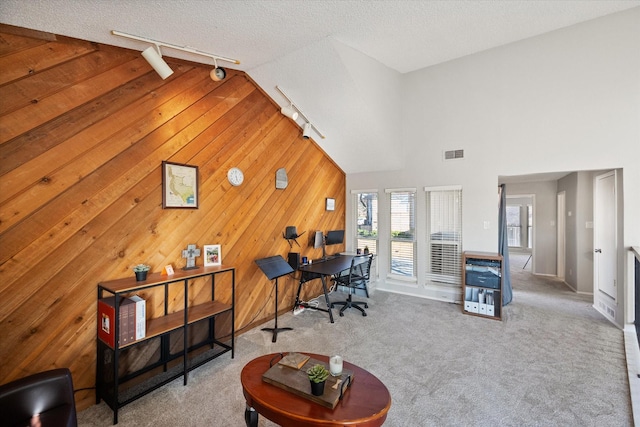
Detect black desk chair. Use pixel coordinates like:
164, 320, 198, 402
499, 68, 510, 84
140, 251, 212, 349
0, 368, 78, 427
330, 254, 373, 317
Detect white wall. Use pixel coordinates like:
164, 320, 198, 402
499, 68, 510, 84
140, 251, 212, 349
347, 8, 640, 315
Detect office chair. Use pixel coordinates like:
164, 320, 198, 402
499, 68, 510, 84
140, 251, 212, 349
0, 368, 78, 427
331, 253, 373, 317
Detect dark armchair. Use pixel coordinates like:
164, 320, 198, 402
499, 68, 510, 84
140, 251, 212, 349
331, 253, 373, 317
0, 368, 77, 427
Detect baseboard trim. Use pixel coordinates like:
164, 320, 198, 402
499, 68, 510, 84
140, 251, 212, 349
376, 281, 460, 304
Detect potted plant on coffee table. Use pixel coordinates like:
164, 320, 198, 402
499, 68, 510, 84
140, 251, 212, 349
133, 264, 151, 281
307, 364, 330, 396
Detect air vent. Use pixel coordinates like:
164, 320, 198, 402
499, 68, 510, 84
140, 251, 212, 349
444, 149, 464, 160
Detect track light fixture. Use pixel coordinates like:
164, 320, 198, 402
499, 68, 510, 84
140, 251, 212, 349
111, 30, 239, 81
280, 105, 298, 120
302, 122, 312, 139
275, 86, 325, 139
141, 45, 174, 79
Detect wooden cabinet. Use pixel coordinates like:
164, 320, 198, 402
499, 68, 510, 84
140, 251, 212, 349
462, 252, 502, 320
96, 266, 235, 424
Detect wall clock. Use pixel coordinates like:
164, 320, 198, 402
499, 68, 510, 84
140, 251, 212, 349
227, 167, 244, 186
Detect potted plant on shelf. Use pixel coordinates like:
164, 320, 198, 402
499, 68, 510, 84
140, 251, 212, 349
133, 264, 151, 281
307, 364, 330, 396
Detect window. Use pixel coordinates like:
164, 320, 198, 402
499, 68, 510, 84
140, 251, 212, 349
425, 186, 462, 285
527, 204, 533, 249
506, 205, 521, 247
354, 192, 378, 255
386, 189, 416, 278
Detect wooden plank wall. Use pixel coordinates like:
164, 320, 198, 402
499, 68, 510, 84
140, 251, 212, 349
0, 25, 345, 411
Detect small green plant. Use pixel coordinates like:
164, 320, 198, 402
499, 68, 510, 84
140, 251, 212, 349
132, 264, 151, 272
307, 364, 329, 383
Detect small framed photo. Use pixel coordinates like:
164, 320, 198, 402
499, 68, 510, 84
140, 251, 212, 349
325, 197, 335, 211
162, 161, 199, 209
204, 245, 222, 266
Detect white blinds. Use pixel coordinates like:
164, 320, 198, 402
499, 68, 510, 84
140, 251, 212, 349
425, 186, 462, 285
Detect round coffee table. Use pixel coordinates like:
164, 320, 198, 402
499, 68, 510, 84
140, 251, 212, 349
241, 353, 391, 427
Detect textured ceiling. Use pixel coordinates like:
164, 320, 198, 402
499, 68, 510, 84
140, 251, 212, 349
1, 0, 638, 173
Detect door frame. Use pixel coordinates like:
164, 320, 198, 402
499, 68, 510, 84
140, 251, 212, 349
593, 170, 619, 324
557, 191, 566, 280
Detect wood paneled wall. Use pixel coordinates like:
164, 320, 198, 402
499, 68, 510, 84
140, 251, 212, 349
0, 25, 345, 410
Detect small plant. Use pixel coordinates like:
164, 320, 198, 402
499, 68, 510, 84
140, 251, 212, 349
307, 364, 330, 383
132, 264, 151, 272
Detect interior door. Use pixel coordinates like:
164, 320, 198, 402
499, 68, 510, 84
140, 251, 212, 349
594, 171, 617, 300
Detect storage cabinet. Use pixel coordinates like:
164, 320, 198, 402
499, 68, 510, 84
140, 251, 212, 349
462, 252, 502, 320
96, 265, 235, 424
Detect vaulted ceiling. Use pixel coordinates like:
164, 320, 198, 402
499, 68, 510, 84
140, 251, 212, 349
2, 0, 638, 173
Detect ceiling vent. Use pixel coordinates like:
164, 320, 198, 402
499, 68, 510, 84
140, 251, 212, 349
443, 149, 464, 160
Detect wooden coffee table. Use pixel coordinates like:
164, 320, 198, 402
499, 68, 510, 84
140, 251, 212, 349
241, 353, 391, 427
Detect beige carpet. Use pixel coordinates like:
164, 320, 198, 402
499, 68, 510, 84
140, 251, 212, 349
78, 253, 632, 426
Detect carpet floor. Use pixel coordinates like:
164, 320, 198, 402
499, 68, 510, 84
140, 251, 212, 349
78, 253, 632, 426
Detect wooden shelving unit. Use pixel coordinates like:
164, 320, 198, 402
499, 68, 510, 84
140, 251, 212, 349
96, 265, 235, 424
462, 251, 503, 321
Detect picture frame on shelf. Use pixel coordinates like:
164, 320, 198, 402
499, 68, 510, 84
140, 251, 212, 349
325, 198, 335, 211
204, 245, 222, 266
162, 161, 199, 209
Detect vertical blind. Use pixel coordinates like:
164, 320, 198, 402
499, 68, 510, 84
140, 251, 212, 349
387, 189, 416, 278
425, 186, 462, 285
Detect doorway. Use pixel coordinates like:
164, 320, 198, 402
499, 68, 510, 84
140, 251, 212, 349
506, 195, 534, 273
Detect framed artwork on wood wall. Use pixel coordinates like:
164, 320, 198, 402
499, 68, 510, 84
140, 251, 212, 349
204, 245, 222, 266
162, 161, 199, 209
326, 198, 335, 211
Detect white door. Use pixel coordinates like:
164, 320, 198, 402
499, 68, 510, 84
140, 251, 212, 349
557, 192, 565, 280
594, 171, 617, 300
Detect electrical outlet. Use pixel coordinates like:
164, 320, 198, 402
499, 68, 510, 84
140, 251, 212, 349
293, 305, 305, 315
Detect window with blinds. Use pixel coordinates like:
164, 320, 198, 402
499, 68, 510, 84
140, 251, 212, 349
354, 192, 378, 255
387, 189, 416, 278
425, 186, 462, 285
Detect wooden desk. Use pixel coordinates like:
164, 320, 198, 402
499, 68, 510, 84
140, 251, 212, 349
241, 353, 391, 427
296, 255, 363, 323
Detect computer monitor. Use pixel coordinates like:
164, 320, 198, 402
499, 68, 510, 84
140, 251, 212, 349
325, 230, 344, 246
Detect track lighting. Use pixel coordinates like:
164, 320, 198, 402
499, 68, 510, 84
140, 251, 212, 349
280, 105, 299, 120
210, 67, 226, 82
275, 86, 325, 139
111, 30, 239, 81
302, 122, 312, 139
141, 45, 174, 80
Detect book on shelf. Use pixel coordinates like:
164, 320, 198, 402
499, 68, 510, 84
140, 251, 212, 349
129, 295, 146, 340
97, 297, 135, 348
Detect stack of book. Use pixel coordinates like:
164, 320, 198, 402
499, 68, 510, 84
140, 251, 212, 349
98, 296, 146, 348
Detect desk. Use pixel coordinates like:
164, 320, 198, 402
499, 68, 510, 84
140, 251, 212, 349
296, 255, 357, 323
241, 353, 391, 427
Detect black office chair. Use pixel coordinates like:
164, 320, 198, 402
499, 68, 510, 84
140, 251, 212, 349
331, 253, 373, 317
0, 368, 78, 427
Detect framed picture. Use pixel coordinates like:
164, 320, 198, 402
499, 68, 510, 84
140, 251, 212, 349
325, 197, 335, 211
162, 161, 199, 208
204, 245, 222, 266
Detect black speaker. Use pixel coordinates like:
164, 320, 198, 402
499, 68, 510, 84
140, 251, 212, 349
288, 252, 300, 270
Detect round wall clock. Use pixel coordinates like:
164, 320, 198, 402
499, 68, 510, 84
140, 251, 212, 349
227, 167, 244, 186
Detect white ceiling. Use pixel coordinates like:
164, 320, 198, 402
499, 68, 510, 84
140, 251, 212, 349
2, 0, 638, 174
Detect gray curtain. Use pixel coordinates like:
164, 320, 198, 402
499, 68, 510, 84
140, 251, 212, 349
498, 184, 513, 306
